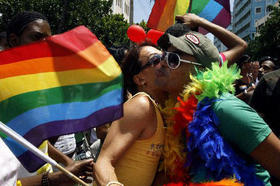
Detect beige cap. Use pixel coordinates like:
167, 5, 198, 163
158, 30, 220, 68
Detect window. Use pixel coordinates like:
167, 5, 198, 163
255, 7, 262, 13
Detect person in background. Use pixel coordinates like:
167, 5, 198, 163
3, 11, 93, 185
250, 68, 280, 186
259, 56, 279, 79
235, 55, 259, 103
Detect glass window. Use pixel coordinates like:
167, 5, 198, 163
256, 7, 262, 13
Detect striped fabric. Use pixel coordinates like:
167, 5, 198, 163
0, 26, 123, 172
147, 0, 231, 32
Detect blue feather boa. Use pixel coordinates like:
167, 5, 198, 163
187, 98, 264, 186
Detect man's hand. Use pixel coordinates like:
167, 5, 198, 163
176, 13, 247, 66
50, 159, 94, 186
175, 13, 203, 29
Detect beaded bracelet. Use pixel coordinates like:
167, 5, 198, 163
41, 171, 50, 186
106, 181, 124, 186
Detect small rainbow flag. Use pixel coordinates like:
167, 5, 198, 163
0, 26, 123, 172
147, 0, 231, 32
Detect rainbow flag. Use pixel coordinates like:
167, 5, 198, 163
0, 26, 123, 172
147, 0, 231, 32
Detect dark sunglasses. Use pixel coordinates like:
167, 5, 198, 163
140, 54, 163, 71
163, 52, 202, 69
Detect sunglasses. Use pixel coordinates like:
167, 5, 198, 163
163, 52, 202, 69
140, 54, 163, 71
139, 51, 202, 72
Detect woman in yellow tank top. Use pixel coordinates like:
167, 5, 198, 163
94, 43, 169, 186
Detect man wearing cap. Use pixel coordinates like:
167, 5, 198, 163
156, 13, 280, 185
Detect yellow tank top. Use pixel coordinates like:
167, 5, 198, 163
115, 92, 165, 186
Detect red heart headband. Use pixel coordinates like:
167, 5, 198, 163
127, 24, 164, 45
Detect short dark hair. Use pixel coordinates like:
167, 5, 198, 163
237, 54, 251, 69
121, 43, 157, 97
108, 46, 128, 65
158, 23, 191, 51
259, 56, 279, 69
259, 56, 276, 64
165, 23, 191, 37
7, 11, 48, 44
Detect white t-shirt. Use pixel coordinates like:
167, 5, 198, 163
0, 138, 20, 186
54, 134, 76, 155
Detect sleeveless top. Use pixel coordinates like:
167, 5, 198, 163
114, 92, 165, 186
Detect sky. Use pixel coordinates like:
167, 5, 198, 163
134, 0, 235, 24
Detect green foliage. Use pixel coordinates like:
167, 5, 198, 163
0, 0, 130, 47
247, 1, 280, 59
139, 20, 149, 32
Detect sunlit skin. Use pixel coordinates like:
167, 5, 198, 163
135, 46, 169, 105
164, 46, 197, 99
9, 19, 51, 47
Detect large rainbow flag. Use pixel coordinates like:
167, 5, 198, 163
0, 26, 123, 172
147, 0, 231, 32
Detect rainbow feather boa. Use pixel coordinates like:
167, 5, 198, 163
161, 62, 264, 186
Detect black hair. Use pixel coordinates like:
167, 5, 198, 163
158, 23, 191, 51
165, 23, 191, 37
237, 54, 251, 69
259, 56, 279, 69
0, 32, 7, 39
7, 11, 48, 44
259, 56, 277, 64
107, 46, 128, 65
121, 42, 157, 99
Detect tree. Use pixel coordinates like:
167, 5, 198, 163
247, 1, 280, 60
0, 0, 130, 47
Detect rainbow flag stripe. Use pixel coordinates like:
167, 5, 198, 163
147, 0, 231, 32
0, 26, 123, 172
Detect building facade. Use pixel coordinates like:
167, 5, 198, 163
232, 0, 278, 42
111, 0, 131, 22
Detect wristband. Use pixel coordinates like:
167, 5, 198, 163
41, 171, 50, 186
106, 181, 124, 186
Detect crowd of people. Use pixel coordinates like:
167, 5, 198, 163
0, 10, 280, 186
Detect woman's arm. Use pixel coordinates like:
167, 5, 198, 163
94, 95, 157, 186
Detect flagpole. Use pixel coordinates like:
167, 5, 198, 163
0, 122, 88, 186
188, 0, 193, 13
